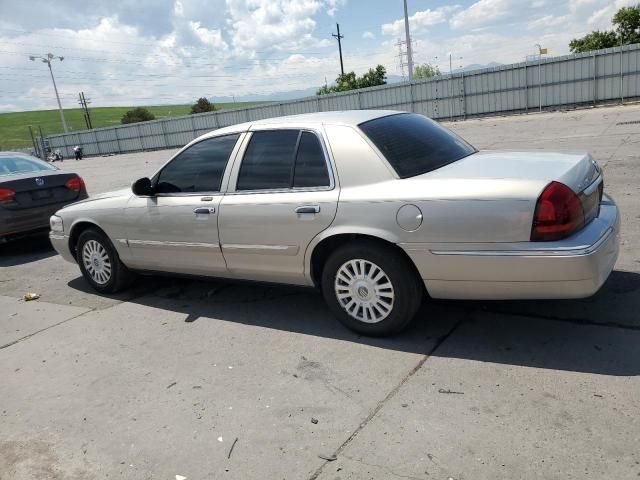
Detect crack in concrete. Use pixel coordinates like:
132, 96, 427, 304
0, 284, 164, 350
0, 309, 94, 350
307, 317, 466, 480
473, 307, 640, 331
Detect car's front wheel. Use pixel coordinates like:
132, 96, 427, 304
76, 228, 133, 294
321, 242, 423, 336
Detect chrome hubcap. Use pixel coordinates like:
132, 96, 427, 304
82, 240, 112, 285
334, 259, 394, 324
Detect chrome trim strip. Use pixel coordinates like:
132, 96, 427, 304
222, 244, 299, 256
428, 228, 613, 257
582, 174, 603, 196
128, 239, 218, 249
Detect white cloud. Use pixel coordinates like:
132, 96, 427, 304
527, 14, 570, 31
362, 31, 375, 39
587, 0, 636, 29
381, 6, 459, 37
225, 0, 335, 52
188, 21, 228, 49
449, 0, 515, 30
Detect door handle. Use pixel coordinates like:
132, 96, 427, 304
194, 207, 216, 215
295, 205, 320, 214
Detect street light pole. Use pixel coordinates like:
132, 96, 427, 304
30, 53, 68, 133
403, 0, 414, 81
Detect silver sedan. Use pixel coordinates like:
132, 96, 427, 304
49, 110, 619, 336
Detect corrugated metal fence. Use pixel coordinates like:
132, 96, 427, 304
48, 43, 640, 157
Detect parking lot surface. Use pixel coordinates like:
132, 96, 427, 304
1, 104, 639, 480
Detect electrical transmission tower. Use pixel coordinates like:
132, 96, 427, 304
396, 39, 408, 79
396, 38, 416, 81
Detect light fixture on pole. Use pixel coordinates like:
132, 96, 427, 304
29, 53, 68, 133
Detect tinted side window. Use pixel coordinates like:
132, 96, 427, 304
156, 134, 239, 193
236, 130, 299, 190
293, 132, 330, 188
359, 113, 476, 178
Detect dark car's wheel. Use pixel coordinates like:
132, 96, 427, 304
321, 241, 423, 336
76, 228, 133, 294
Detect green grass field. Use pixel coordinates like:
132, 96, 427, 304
0, 102, 264, 150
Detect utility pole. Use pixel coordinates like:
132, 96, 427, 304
78, 92, 93, 129
29, 53, 68, 133
403, 0, 414, 81
28, 126, 40, 158
332, 23, 345, 76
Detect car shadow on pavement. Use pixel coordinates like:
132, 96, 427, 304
0, 234, 56, 267
88, 269, 640, 377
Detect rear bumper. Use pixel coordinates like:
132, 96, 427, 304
0, 202, 70, 239
401, 198, 620, 300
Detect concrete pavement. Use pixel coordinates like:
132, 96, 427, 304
1, 104, 639, 479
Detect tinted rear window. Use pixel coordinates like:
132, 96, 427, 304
236, 130, 299, 191
0, 156, 56, 176
359, 113, 476, 178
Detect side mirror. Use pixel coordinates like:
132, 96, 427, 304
132, 177, 154, 196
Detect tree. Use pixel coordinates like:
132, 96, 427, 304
570, 4, 640, 53
121, 107, 155, 124
614, 5, 640, 44
316, 65, 386, 95
569, 30, 618, 53
190, 97, 216, 114
413, 63, 441, 80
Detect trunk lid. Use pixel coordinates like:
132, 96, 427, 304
0, 170, 82, 211
428, 150, 601, 194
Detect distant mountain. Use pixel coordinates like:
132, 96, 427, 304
209, 63, 503, 104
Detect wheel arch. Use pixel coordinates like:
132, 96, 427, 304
307, 229, 424, 293
68, 220, 111, 259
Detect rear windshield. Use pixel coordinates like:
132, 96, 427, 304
0, 155, 56, 176
359, 113, 476, 178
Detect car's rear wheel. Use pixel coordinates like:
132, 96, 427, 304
321, 242, 423, 336
76, 228, 133, 294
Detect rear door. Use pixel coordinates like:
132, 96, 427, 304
219, 128, 338, 285
125, 134, 242, 275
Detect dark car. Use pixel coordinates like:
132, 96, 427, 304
0, 152, 87, 243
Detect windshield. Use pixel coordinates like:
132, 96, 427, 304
0, 155, 56, 177
359, 113, 476, 178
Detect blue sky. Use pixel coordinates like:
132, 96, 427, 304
0, 0, 632, 112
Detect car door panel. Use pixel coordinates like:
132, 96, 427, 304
219, 190, 337, 284
125, 194, 225, 275
218, 128, 339, 285
123, 134, 242, 275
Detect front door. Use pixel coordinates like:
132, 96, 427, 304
125, 134, 241, 275
219, 129, 338, 285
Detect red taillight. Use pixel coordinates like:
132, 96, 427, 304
64, 176, 85, 192
0, 188, 15, 202
531, 181, 584, 241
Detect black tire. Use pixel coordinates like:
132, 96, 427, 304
321, 241, 423, 336
76, 228, 133, 294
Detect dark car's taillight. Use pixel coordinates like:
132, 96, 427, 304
64, 176, 85, 192
531, 181, 584, 241
0, 188, 15, 203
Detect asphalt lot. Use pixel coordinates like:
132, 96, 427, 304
1, 104, 639, 480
